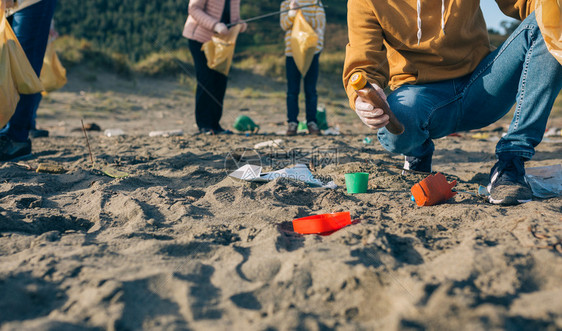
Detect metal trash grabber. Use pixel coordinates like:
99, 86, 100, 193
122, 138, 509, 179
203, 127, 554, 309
226, 0, 324, 27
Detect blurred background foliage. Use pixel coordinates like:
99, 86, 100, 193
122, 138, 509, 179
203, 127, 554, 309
53, 0, 515, 78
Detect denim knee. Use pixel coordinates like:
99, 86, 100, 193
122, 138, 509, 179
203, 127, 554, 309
378, 128, 424, 155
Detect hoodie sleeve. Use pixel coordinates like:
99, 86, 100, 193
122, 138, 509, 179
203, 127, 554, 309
343, 0, 389, 110
494, 0, 537, 21
280, 1, 294, 31
189, 0, 220, 31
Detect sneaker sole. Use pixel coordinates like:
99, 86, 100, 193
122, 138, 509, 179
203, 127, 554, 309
488, 196, 532, 205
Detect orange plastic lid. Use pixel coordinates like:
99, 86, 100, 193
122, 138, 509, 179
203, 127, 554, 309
292, 212, 351, 234
350, 72, 367, 90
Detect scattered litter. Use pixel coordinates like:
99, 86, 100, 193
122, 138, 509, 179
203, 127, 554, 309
102, 166, 129, 179
545, 127, 561, 137
229, 164, 262, 181
525, 164, 562, 198
229, 163, 336, 188
316, 105, 329, 130
36, 163, 66, 174
233, 115, 260, 133
478, 185, 490, 197
104, 129, 125, 137
254, 139, 283, 149
453, 186, 490, 198
448, 133, 461, 137
471, 132, 489, 140
322, 126, 340, 136
345, 172, 369, 194
411, 173, 457, 206
149, 129, 183, 137
543, 137, 562, 143
292, 211, 351, 235
363, 137, 373, 145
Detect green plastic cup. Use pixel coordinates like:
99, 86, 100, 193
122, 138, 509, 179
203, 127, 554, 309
233, 115, 259, 132
345, 172, 369, 194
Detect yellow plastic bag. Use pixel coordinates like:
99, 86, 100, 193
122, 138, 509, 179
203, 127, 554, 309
291, 10, 319, 75
201, 24, 242, 76
0, 34, 19, 127
536, 0, 562, 64
1, 4, 43, 127
40, 40, 67, 92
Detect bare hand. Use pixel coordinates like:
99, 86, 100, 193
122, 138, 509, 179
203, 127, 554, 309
354, 83, 391, 130
290, 0, 299, 9
214, 23, 229, 35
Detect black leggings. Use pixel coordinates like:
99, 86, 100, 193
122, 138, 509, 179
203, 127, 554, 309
188, 39, 228, 130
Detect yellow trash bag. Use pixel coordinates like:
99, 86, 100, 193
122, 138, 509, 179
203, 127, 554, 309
291, 10, 319, 75
0, 3, 44, 127
40, 39, 67, 92
201, 24, 242, 76
536, 0, 562, 65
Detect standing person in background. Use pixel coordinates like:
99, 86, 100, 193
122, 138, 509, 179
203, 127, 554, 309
0, 0, 58, 162
183, 0, 247, 135
280, 0, 325, 136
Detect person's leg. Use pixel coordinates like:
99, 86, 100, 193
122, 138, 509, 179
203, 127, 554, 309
377, 79, 461, 171
286, 56, 301, 124
303, 53, 320, 124
188, 39, 221, 131
210, 71, 228, 131
4, 0, 57, 142
458, 12, 562, 160
457, 12, 562, 204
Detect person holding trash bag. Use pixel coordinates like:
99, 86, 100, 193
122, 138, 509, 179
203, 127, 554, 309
0, 0, 57, 161
344, 0, 562, 205
183, 0, 247, 135
280, 0, 325, 136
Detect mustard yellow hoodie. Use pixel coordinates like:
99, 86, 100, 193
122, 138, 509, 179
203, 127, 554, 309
343, 0, 536, 108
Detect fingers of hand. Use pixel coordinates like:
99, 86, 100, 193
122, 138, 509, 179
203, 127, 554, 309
355, 100, 374, 111
356, 109, 384, 119
362, 114, 389, 127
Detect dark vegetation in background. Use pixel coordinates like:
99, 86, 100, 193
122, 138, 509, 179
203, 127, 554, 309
54, 0, 346, 61
55, 0, 512, 61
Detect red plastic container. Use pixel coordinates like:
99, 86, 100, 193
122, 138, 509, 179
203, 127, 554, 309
292, 211, 352, 234
411, 173, 457, 206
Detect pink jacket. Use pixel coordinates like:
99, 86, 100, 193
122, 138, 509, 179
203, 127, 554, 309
183, 0, 241, 43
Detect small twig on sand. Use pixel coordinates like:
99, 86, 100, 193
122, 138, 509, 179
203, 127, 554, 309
81, 119, 95, 166
527, 225, 562, 253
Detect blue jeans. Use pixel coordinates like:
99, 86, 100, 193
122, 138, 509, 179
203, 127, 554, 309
378, 12, 562, 161
2, 0, 57, 142
286, 53, 320, 124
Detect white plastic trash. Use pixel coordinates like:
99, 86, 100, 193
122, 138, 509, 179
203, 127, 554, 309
254, 139, 284, 149
149, 129, 184, 137
525, 164, 562, 198
104, 129, 125, 137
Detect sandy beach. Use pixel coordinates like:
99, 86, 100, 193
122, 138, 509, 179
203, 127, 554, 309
1, 68, 561, 330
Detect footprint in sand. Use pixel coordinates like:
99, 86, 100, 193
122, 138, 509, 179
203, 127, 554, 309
211, 187, 238, 205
